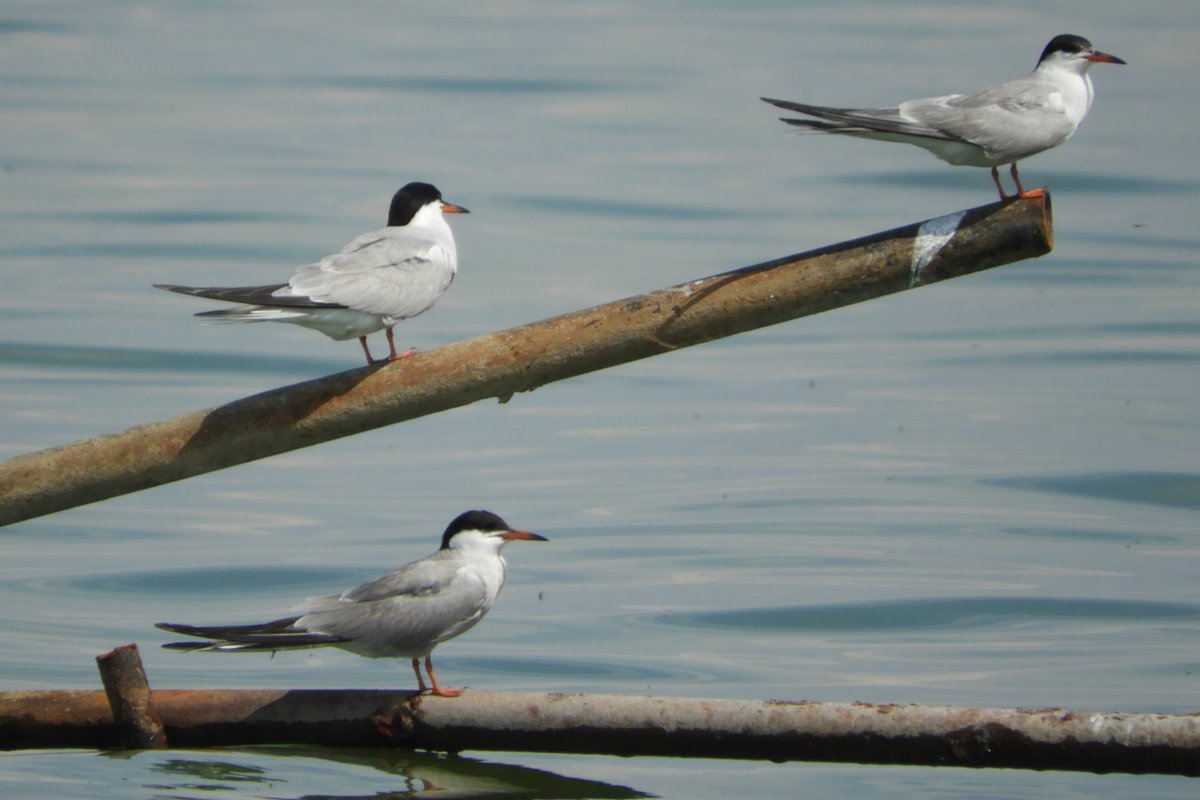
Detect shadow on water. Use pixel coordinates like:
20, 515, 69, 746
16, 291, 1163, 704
134, 745, 651, 799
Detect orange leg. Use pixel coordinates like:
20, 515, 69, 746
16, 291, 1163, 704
994, 163, 1044, 200
358, 336, 376, 365
1010, 163, 1045, 199
385, 327, 415, 362
423, 655, 464, 698
410, 657, 429, 693
990, 166, 1011, 200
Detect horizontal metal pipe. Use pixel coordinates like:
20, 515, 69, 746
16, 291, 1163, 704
2, 687, 1196, 775
0, 197, 1053, 526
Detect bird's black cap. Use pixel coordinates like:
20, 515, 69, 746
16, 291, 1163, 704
1039, 34, 1094, 63
441, 509, 512, 549
388, 182, 446, 226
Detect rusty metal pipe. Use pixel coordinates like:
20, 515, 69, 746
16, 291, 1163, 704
1, 688, 1196, 775
0, 197, 1053, 526
95, 643, 167, 749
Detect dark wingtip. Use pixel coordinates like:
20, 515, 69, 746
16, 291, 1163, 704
161, 641, 212, 651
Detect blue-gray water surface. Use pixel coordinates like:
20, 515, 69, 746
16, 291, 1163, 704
2, 2, 1198, 798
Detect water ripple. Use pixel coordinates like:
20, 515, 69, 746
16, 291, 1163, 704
0, 241, 298, 261
318, 74, 616, 94
30, 565, 364, 597
0, 341, 340, 376
658, 596, 1200, 633
510, 194, 750, 222
943, 350, 1200, 368
988, 471, 1200, 510
462, 655, 679, 683
48, 210, 312, 226
822, 170, 1200, 195
0, 18, 73, 35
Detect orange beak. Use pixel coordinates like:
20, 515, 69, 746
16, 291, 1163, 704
1085, 50, 1126, 65
442, 202, 470, 214
500, 529, 548, 542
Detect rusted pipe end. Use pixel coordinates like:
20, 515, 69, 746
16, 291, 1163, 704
96, 644, 167, 750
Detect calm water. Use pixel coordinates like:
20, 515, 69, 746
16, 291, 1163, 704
2, 1, 1198, 797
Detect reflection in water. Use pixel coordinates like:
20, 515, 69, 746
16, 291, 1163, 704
145, 746, 651, 800
155, 755, 269, 786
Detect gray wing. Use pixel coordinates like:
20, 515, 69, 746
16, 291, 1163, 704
899, 77, 1078, 159
293, 554, 492, 655
761, 97, 964, 143
286, 228, 456, 320
339, 552, 464, 603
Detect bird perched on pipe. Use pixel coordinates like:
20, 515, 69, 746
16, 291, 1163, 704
155, 181, 468, 365
157, 510, 546, 697
762, 34, 1125, 199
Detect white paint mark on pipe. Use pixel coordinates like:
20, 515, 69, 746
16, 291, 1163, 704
911, 211, 967, 286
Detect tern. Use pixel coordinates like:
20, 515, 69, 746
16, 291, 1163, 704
155, 181, 468, 364
157, 509, 547, 697
762, 34, 1125, 199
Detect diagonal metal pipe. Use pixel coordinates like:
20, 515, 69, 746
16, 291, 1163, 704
0, 196, 1052, 525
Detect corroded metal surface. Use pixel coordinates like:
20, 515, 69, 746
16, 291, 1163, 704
95, 643, 166, 749
2, 687, 1197, 775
